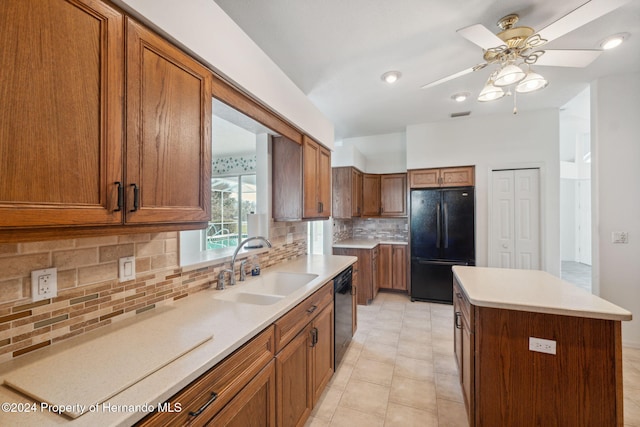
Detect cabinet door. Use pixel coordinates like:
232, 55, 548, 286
303, 136, 330, 219
273, 137, 303, 221
392, 245, 407, 291
126, 19, 212, 224
441, 166, 475, 187
276, 325, 312, 427
0, 0, 123, 227
409, 169, 440, 188
352, 262, 359, 335
352, 169, 363, 217
312, 304, 334, 404
380, 174, 407, 216
378, 244, 393, 289
318, 145, 331, 217
362, 174, 381, 216
332, 167, 351, 219
208, 360, 276, 427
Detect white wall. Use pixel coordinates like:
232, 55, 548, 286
113, 0, 334, 149
333, 132, 406, 173
406, 109, 561, 275
592, 72, 640, 347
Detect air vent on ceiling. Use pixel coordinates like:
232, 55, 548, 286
450, 111, 471, 118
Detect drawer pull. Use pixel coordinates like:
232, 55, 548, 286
114, 182, 123, 212
188, 391, 218, 417
310, 327, 318, 347
130, 183, 140, 212
454, 312, 462, 329
306, 305, 318, 314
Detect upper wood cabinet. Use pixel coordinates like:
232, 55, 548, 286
0, 0, 124, 228
303, 136, 331, 219
362, 173, 407, 217
409, 166, 475, 188
0, 0, 211, 238
126, 19, 212, 224
332, 167, 363, 219
273, 136, 331, 221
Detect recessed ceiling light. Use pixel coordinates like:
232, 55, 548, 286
600, 33, 628, 50
381, 71, 402, 84
451, 92, 470, 102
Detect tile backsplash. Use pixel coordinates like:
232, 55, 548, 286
333, 218, 408, 242
0, 220, 307, 363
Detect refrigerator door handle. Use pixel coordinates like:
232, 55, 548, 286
443, 202, 449, 248
436, 202, 441, 248
414, 259, 469, 266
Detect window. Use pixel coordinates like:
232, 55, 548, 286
208, 175, 256, 249
307, 221, 324, 255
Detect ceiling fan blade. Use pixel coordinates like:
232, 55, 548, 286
534, 49, 602, 67
421, 66, 482, 90
457, 24, 505, 50
537, 0, 632, 43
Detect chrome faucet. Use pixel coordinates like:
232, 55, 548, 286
227, 236, 272, 287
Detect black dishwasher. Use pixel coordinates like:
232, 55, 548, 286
333, 266, 353, 369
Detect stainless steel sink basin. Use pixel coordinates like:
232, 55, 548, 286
244, 272, 318, 296
216, 292, 284, 305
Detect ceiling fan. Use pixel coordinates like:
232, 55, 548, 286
421, 0, 631, 102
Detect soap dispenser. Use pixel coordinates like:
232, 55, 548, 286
250, 255, 260, 276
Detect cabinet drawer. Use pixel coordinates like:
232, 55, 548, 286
274, 281, 333, 353
137, 326, 274, 427
453, 278, 471, 324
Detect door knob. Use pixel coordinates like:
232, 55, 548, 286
502, 243, 508, 248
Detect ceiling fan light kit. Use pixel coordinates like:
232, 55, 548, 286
516, 70, 549, 93
493, 63, 527, 87
477, 80, 505, 102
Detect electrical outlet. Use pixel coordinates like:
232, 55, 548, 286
31, 268, 58, 302
529, 337, 556, 355
119, 256, 136, 283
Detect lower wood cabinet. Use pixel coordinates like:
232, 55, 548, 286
375, 244, 408, 293
333, 247, 377, 305
274, 282, 334, 427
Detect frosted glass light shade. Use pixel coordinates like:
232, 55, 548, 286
477, 83, 505, 102
493, 64, 526, 87
516, 71, 548, 93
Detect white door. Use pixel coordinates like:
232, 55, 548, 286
489, 169, 541, 270
577, 179, 592, 265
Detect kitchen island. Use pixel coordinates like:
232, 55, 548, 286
452, 266, 632, 427
0, 255, 356, 426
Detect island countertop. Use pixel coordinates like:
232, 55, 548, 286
452, 266, 632, 321
332, 238, 408, 249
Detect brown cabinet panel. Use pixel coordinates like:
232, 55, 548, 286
303, 136, 331, 219
273, 136, 303, 221
380, 174, 407, 216
352, 261, 359, 335
378, 244, 393, 289
362, 174, 381, 216
352, 169, 363, 217
276, 325, 312, 427
126, 18, 211, 224
331, 167, 362, 219
208, 359, 276, 427
409, 166, 474, 188
392, 245, 407, 291
312, 303, 334, 403
0, 0, 124, 227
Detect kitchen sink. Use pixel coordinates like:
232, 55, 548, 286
216, 292, 285, 305
243, 272, 318, 296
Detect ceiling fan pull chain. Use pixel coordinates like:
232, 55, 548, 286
513, 90, 518, 115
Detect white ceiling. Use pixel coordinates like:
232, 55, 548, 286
213, 0, 640, 140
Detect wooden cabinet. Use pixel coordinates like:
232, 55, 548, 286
125, 19, 212, 225
378, 244, 407, 292
0, 0, 124, 228
332, 167, 363, 219
409, 166, 474, 188
274, 281, 334, 427
273, 136, 331, 221
380, 174, 407, 216
453, 275, 625, 427
0, 0, 211, 239
333, 247, 378, 305
137, 326, 275, 426
303, 136, 331, 219
361, 173, 407, 217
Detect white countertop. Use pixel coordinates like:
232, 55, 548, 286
332, 238, 408, 249
452, 266, 632, 321
0, 255, 356, 426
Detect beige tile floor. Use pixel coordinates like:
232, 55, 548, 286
305, 291, 640, 427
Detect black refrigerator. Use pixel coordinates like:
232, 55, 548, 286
410, 187, 475, 303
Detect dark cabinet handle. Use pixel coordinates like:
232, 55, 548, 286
130, 183, 139, 212
306, 304, 318, 314
188, 391, 218, 417
454, 312, 462, 329
114, 182, 123, 212
310, 327, 318, 347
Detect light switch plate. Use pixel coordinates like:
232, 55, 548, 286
118, 256, 136, 283
31, 268, 58, 302
611, 231, 629, 244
